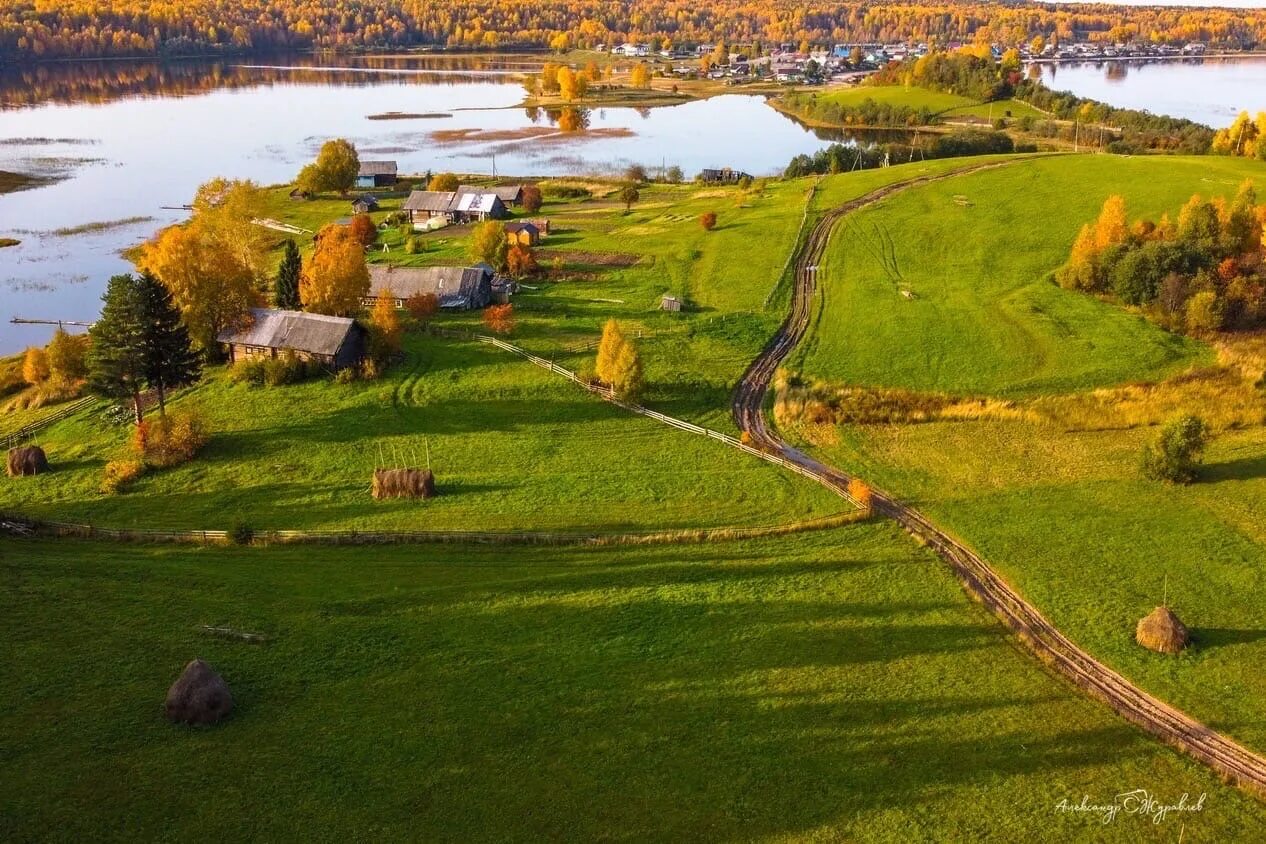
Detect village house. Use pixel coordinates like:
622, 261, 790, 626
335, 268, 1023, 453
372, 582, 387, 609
700, 167, 752, 184
488, 184, 526, 206
217, 309, 366, 371
504, 221, 540, 247
402, 189, 508, 225
365, 264, 494, 310
351, 195, 379, 214
356, 160, 398, 189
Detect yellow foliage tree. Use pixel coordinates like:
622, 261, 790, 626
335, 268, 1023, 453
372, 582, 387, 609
594, 318, 644, 400
557, 65, 587, 101
22, 346, 50, 385
369, 285, 402, 358
630, 62, 651, 89
301, 225, 369, 316
428, 172, 460, 192
46, 328, 88, 384
1093, 195, 1128, 251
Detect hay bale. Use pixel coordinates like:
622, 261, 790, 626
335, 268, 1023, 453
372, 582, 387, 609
372, 468, 436, 500
165, 659, 233, 725
1136, 606, 1190, 654
6, 445, 49, 477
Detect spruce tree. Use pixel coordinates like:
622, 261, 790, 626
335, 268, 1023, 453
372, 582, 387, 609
137, 271, 200, 414
275, 239, 302, 310
87, 274, 149, 424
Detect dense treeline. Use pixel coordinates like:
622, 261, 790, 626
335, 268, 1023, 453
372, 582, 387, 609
2, 0, 1266, 62
1056, 187, 1266, 334
870, 47, 1021, 101
779, 92, 940, 128
784, 129, 1017, 177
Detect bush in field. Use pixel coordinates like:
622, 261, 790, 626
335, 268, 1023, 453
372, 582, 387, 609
405, 292, 439, 322
133, 410, 209, 468
348, 213, 377, 246
1141, 414, 1210, 484
404, 235, 425, 255
847, 478, 874, 510
100, 459, 146, 494
521, 185, 543, 213
22, 346, 50, 385
507, 244, 538, 278
229, 358, 267, 386
699, 212, 717, 231
482, 303, 515, 335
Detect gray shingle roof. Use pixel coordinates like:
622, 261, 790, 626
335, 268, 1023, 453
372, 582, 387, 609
403, 190, 457, 213
368, 265, 491, 309
358, 160, 398, 177
216, 309, 357, 357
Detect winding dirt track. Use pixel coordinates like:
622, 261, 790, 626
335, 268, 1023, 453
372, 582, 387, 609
731, 162, 1266, 795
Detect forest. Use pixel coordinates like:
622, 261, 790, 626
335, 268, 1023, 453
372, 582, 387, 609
3, 0, 1266, 61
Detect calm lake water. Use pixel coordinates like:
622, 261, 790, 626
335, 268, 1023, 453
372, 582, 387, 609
1038, 56, 1266, 128
0, 55, 844, 354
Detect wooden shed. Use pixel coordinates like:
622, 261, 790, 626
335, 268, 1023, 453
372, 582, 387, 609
217, 309, 366, 371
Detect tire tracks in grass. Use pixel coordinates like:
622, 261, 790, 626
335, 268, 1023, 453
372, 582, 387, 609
731, 157, 1266, 798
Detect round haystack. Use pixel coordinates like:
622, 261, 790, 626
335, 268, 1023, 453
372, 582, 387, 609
372, 468, 436, 500
6, 445, 49, 477
165, 659, 233, 725
1136, 606, 1190, 654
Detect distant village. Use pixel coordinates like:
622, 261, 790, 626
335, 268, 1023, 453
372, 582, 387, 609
597, 37, 1223, 85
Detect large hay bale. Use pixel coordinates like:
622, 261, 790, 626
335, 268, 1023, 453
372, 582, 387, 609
372, 468, 436, 500
6, 445, 49, 477
1136, 605, 1189, 654
165, 659, 233, 725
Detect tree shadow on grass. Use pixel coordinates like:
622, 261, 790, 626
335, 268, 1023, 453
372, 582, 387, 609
1202, 455, 1266, 484
1192, 627, 1266, 649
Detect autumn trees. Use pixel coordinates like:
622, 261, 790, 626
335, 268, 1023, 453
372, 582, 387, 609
429, 172, 460, 192
1057, 184, 1266, 335
469, 219, 509, 270
594, 319, 644, 401
629, 62, 652, 90
521, 184, 543, 213
138, 178, 267, 353
302, 224, 370, 316
482, 303, 515, 335
297, 138, 360, 196
1212, 112, 1266, 160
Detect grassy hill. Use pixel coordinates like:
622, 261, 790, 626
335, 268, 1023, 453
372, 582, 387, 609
6, 527, 1266, 840
797, 154, 1266, 396
781, 152, 1266, 758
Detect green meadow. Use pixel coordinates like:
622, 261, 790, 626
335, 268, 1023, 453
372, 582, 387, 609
0, 334, 840, 533
797, 154, 1266, 396
6, 527, 1266, 840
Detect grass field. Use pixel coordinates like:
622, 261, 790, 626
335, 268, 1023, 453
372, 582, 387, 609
779, 151, 1266, 759
0, 334, 840, 533
6, 526, 1266, 840
817, 84, 978, 113
797, 154, 1266, 396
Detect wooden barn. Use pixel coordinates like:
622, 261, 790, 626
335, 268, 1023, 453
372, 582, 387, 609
402, 189, 508, 225
217, 309, 366, 371
365, 265, 494, 310
356, 161, 398, 189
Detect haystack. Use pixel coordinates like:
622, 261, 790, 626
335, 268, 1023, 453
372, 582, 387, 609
165, 659, 233, 725
372, 468, 436, 500
1136, 606, 1190, 654
6, 445, 49, 477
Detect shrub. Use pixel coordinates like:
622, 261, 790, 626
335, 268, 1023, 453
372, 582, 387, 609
334, 366, 358, 385
483, 303, 515, 335
847, 478, 874, 510
521, 184, 543, 213
136, 410, 209, 468
22, 346, 50, 385
428, 172, 459, 192
699, 212, 717, 231
1185, 290, 1225, 333
263, 352, 311, 387
230, 521, 255, 545
360, 357, 383, 381
405, 292, 440, 321
1141, 414, 1209, 484
100, 459, 145, 494
229, 358, 267, 386
348, 213, 377, 246
540, 183, 590, 200
404, 235, 425, 255
507, 244, 538, 278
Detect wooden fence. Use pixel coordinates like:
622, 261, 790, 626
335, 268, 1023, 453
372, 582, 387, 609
1, 397, 97, 451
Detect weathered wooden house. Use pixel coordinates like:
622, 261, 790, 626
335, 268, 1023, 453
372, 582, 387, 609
217, 309, 366, 371
365, 265, 494, 310
504, 221, 540, 247
356, 161, 398, 189
402, 189, 507, 225
488, 184, 526, 206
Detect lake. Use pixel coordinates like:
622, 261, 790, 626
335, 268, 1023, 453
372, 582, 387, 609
1037, 56, 1266, 128
0, 55, 843, 354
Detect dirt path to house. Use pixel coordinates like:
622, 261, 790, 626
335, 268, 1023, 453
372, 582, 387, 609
730, 159, 1266, 797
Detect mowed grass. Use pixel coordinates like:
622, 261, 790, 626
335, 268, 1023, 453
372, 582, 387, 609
799, 154, 1266, 396
0, 334, 839, 532
941, 98, 1049, 121
805, 419, 1266, 758
6, 526, 1266, 840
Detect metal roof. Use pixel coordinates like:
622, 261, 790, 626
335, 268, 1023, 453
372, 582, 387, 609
358, 160, 398, 177
216, 308, 357, 357
368, 265, 492, 309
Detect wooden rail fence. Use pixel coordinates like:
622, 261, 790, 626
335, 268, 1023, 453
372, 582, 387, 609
1, 397, 97, 451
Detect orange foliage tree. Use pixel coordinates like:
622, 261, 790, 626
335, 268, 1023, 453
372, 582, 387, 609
301, 225, 369, 316
482, 303, 514, 335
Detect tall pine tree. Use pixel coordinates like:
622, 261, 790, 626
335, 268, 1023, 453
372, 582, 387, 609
137, 271, 200, 414
275, 239, 302, 310
87, 274, 149, 424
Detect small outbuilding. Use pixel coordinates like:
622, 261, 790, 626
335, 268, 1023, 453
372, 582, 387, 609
661, 294, 683, 312
504, 221, 540, 247
1136, 605, 1190, 654
217, 308, 366, 371
352, 195, 380, 214
700, 167, 752, 184
356, 160, 398, 189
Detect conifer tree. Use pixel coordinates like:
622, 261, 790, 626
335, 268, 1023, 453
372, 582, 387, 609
275, 239, 302, 310
137, 271, 201, 414
87, 274, 149, 424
